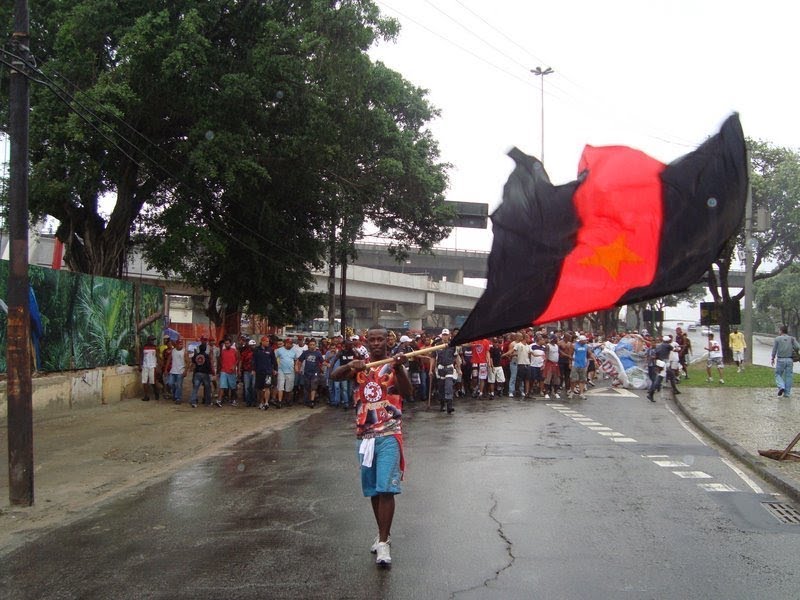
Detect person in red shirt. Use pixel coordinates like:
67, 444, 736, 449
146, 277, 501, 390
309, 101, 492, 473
216, 337, 239, 407
240, 339, 256, 406
471, 338, 491, 398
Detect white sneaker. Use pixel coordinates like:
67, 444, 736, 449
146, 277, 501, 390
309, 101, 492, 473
719, 379, 724, 384
707, 377, 713, 383
544, 393, 550, 399
370, 535, 391, 553
375, 542, 391, 565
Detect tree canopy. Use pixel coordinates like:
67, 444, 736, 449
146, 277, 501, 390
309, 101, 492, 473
1, 0, 451, 325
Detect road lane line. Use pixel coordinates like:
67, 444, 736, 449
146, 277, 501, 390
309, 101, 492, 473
664, 405, 708, 445
673, 471, 713, 479
719, 457, 764, 494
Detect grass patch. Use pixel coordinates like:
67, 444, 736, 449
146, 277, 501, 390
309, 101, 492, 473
681, 361, 775, 388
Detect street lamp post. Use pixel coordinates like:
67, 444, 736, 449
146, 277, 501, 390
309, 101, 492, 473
531, 66, 554, 162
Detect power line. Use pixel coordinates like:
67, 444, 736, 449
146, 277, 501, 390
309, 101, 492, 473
381, 1, 698, 150
376, 0, 537, 90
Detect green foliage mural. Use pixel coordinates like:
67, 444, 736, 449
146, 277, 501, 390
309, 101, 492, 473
0, 261, 163, 372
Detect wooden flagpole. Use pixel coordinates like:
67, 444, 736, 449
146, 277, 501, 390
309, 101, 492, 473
364, 343, 448, 369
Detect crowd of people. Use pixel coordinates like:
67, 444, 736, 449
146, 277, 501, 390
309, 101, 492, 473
139, 323, 703, 411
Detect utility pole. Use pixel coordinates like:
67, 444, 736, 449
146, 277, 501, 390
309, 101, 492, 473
531, 66, 554, 162
743, 152, 754, 366
7, 0, 34, 506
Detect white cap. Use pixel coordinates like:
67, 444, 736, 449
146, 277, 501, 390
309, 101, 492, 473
441, 328, 450, 336
662, 335, 671, 342
350, 335, 360, 341
640, 329, 649, 336
578, 335, 587, 342
247, 339, 256, 346
399, 335, 412, 343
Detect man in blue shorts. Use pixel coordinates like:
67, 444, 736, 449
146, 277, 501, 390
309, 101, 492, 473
331, 326, 411, 567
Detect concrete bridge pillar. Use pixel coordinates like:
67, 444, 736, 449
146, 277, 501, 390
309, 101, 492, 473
397, 292, 435, 330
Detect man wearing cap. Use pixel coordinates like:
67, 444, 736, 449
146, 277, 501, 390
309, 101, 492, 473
254, 336, 277, 410
330, 325, 411, 566
431, 329, 459, 413
647, 335, 678, 401
353, 335, 370, 361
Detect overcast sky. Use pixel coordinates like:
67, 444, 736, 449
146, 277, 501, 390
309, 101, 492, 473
368, 0, 799, 256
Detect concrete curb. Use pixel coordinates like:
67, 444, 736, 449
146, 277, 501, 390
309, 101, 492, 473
673, 393, 800, 504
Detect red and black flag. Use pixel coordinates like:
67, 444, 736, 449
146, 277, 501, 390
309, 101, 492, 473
451, 114, 747, 346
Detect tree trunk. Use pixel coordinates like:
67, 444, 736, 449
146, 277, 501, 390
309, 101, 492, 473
327, 224, 337, 337
339, 259, 348, 336
57, 162, 148, 277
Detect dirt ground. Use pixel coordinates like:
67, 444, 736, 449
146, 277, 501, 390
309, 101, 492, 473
0, 385, 317, 557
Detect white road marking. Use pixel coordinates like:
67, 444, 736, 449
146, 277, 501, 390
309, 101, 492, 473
585, 387, 640, 398
612, 437, 638, 443
698, 483, 739, 492
720, 457, 764, 494
588, 426, 613, 431
664, 405, 708, 445
672, 471, 713, 479
653, 460, 690, 467
644, 455, 671, 458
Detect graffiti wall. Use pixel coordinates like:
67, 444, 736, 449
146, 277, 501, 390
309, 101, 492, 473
0, 261, 163, 372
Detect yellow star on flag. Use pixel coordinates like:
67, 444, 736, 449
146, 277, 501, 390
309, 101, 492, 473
579, 234, 643, 279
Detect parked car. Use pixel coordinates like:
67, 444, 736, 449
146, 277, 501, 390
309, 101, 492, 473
688, 323, 697, 331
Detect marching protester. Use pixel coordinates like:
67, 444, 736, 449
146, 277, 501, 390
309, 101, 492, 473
543, 335, 561, 399
189, 338, 213, 407
487, 337, 505, 398
431, 328, 459, 413
297, 338, 325, 408
216, 336, 240, 407
330, 326, 411, 567
254, 336, 277, 410
140, 335, 159, 402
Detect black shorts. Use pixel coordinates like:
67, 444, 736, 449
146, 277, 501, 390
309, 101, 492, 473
255, 371, 272, 390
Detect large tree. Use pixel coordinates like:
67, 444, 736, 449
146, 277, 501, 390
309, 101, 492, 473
705, 138, 800, 351
1, 1, 451, 326
753, 265, 800, 336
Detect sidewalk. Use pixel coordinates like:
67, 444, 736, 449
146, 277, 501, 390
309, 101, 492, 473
0, 396, 318, 557
674, 386, 800, 503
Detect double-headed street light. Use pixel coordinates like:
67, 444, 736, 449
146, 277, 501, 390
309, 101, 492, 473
531, 66, 554, 163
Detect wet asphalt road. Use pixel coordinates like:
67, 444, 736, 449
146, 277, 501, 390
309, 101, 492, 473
3, 388, 800, 600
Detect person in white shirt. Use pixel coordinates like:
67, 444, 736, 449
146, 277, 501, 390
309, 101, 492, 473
704, 333, 724, 384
